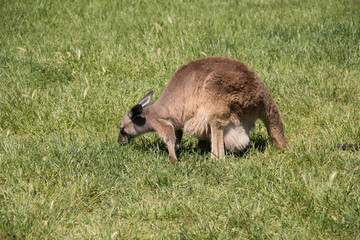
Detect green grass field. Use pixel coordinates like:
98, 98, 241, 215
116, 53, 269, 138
1, 0, 359, 239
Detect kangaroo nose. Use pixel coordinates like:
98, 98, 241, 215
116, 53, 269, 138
117, 134, 128, 145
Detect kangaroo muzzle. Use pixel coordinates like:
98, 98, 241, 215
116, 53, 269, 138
117, 133, 130, 144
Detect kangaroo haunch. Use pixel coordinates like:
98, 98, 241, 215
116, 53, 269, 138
118, 56, 290, 164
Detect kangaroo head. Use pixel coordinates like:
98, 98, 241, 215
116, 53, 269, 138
118, 91, 154, 144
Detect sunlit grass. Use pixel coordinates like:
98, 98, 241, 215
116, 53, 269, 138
1, 0, 359, 239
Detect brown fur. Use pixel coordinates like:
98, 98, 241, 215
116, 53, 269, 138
118, 56, 289, 164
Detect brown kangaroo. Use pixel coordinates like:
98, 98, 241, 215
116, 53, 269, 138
118, 56, 289, 164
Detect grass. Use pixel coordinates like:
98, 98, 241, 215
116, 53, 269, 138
0, 0, 359, 238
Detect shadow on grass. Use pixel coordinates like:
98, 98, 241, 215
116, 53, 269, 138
132, 133, 270, 159
228, 134, 269, 158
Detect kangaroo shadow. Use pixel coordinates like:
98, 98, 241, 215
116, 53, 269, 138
164, 134, 269, 158
228, 135, 269, 158
135, 134, 269, 159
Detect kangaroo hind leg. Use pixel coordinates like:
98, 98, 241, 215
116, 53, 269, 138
209, 121, 225, 159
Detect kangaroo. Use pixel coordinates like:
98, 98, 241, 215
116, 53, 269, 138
117, 56, 289, 164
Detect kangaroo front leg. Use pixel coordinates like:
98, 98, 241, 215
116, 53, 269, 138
167, 140, 178, 165
210, 124, 225, 159
155, 120, 178, 164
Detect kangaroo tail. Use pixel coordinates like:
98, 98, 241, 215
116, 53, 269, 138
260, 89, 289, 148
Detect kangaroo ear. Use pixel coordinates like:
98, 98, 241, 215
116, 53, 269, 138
137, 91, 154, 107
128, 104, 143, 119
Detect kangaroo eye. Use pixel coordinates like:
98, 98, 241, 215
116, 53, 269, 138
120, 127, 127, 135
